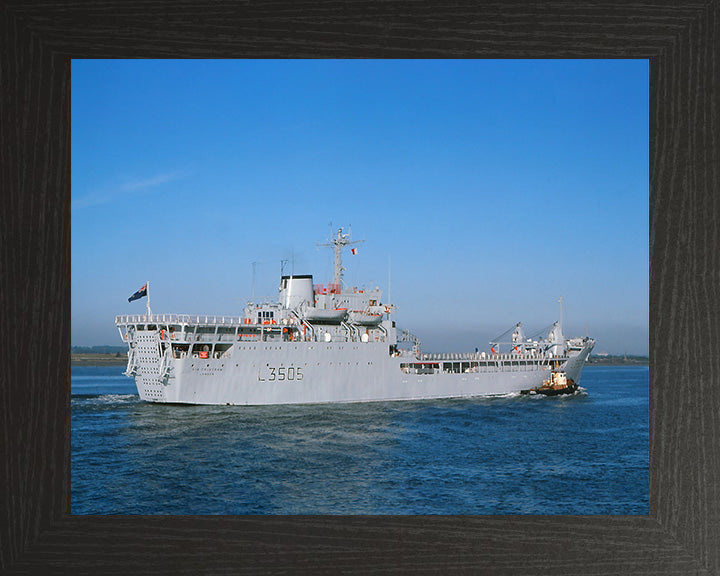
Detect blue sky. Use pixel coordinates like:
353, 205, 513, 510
72, 59, 648, 354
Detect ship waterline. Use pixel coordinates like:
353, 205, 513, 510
116, 229, 594, 405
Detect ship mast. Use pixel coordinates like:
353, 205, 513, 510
318, 227, 364, 287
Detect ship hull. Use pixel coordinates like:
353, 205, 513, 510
131, 339, 594, 405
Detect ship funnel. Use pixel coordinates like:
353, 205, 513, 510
279, 275, 314, 309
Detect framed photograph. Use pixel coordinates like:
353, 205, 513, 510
69, 58, 648, 517
2, 2, 717, 574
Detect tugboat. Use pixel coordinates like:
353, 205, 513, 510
521, 370, 578, 396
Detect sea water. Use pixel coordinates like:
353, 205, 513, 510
71, 365, 648, 515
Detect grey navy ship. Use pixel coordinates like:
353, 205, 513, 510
116, 228, 595, 405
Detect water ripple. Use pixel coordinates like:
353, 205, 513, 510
71, 365, 648, 515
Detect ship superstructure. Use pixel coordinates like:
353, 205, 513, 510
116, 228, 595, 405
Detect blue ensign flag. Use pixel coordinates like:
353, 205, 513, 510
128, 283, 148, 302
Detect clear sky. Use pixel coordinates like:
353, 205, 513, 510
72, 59, 649, 355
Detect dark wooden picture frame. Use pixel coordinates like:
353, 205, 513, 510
2, 2, 717, 574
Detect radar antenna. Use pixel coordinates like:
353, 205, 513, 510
317, 227, 364, 287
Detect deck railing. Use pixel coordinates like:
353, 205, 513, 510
115, 313, 245, 326
417, 352, 569, 361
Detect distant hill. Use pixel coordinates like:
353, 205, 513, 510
71, 345, 127, 354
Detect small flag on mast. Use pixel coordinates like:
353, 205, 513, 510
351, 248, 358, 255
128, 283, 148, 302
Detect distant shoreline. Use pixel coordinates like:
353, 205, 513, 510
72, 353, 127, 366
71, 352, 649, 367
586, 357, 649, 366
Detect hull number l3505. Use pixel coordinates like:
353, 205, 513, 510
258, 366, 304, 382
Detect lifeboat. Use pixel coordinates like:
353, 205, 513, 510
521, 370, 578, 396
348, 310, 383, 325
303, 307, 348, 323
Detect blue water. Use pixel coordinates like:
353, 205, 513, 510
71, 365, 648, 515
